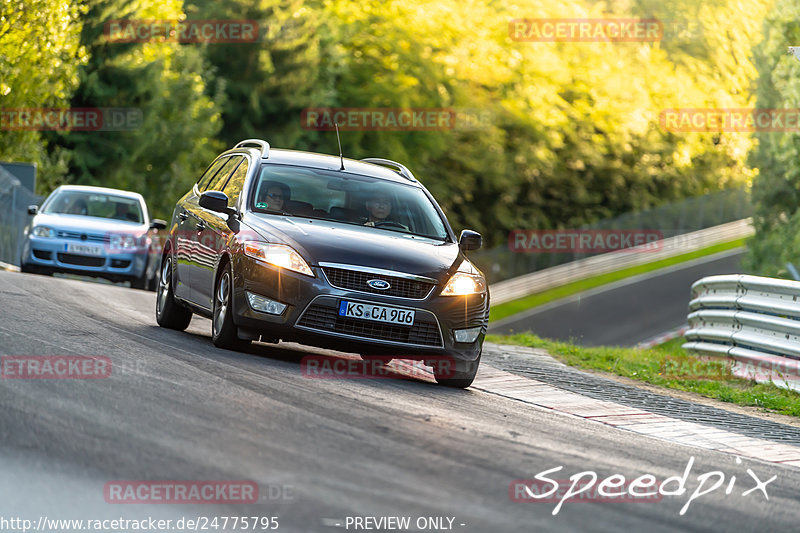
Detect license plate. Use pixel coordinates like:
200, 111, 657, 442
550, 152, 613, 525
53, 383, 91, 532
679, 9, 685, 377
338, 301, 415, 325
65, 243, 104, 256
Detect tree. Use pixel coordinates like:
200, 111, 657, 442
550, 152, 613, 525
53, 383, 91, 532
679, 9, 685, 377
0, 0, 87, 188
743, 0, 800, 277
47, 0, 223, 219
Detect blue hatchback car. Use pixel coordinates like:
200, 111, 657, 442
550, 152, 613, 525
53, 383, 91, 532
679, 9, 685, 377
21, 185, 166, 289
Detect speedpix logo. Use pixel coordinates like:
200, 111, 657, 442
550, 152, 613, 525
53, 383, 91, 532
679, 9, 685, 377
510, 456, 776, 516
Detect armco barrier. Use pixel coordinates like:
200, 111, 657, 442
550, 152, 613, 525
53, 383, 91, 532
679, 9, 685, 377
683, 274, 800, 391
489, 219, 753, 306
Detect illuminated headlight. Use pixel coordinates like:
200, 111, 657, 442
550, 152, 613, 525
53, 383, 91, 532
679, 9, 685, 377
246, 291, 288, 315
110, 234, 140, 249
441, 272, 486, 296
243, 242, 314, 277
454, 326, 482, 343
32, 226, 55, 238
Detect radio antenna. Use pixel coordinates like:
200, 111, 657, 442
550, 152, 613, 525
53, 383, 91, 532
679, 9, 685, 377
335, 122, 345, 170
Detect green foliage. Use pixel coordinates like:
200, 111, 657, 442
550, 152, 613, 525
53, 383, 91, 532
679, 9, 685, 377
0, 0, 87, 186
45, 0, 223, 219
1, 0, 772, 234
487, 333, 800, 417
744, 0, 800, 276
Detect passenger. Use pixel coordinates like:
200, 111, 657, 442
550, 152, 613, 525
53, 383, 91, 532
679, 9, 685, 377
112, 202, 134, 221
256, 181, 289, 212
66, 198, 88, 216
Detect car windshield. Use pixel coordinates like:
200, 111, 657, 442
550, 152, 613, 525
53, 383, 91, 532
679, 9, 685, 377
250, 165, 450, 241
42, 190, 144, 224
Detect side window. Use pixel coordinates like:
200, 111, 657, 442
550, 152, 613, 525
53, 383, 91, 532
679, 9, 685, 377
196, 157, 229, 192
222, 159, 249, 207
204, 156, 242, 192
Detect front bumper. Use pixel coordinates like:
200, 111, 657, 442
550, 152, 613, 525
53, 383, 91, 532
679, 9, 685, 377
230, 256, 488, 362
22, 236, 148, 279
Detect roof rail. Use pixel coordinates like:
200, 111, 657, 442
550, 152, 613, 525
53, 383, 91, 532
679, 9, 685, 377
360, 158, 417, 182
234, 139, 270, 159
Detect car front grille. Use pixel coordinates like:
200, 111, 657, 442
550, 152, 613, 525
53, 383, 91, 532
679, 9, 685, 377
57, 253, 105, 267
56, 230, 110, 244
298, 303, 443, 347
322, 267, 436, 299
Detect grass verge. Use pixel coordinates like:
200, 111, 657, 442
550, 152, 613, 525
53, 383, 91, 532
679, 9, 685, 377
489, 238, 747, 322
486, 333, 800, 418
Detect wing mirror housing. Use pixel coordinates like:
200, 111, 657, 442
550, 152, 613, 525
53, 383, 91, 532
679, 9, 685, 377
199, 191, 236, 216
459, 230, 482, 252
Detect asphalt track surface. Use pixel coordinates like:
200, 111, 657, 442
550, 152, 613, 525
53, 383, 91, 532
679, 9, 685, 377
489, 250, 744, 346
2, 270, 800, 532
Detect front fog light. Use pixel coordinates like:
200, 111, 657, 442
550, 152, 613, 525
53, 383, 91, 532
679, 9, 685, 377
454, 326, 482, 343
246, 291, 287, 315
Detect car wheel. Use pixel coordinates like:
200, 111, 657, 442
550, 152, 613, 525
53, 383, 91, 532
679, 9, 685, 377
155, 254, 192, 331
433, 352, 480, 389
212, 262, 250, 351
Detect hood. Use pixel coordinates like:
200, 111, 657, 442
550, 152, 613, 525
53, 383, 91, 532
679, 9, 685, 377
32, 213, 148, 235
242, 214, 461, 281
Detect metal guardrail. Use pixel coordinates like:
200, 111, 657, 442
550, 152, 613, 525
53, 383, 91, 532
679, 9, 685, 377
0, 166, 40, 267
489, 218, 753, 306
683, 274, 800, 391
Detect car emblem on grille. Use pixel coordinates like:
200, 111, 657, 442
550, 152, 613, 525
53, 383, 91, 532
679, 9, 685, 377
367, 279, 391, 290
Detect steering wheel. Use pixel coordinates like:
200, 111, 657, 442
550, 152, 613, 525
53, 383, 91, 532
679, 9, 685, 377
374, 221, 408, 230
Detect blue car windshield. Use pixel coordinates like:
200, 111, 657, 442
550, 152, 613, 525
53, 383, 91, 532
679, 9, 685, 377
250, 165, 450, 241
42, 191, 144, 224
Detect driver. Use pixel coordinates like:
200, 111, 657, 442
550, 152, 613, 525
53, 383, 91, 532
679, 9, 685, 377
256, 181, 289, 212
66, 198, 88, 216
364, 191, 393, 227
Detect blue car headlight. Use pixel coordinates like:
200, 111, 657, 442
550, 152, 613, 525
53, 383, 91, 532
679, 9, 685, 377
110, 234, 145, 250
31, 226, 56, 238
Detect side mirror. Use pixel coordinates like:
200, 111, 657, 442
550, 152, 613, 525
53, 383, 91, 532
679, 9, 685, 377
27, 205, 38, 215
459, 229, 482, 252
149, 219, 167, 230
199, 191, 235, 216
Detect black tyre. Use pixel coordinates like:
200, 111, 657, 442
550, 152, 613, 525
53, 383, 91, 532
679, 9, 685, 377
434, 352, 481, 389
212, 262, 250, 351
155, 254, 192, 331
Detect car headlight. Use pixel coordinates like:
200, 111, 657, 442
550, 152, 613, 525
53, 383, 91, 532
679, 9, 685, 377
243, 242, 314, 277
441, 272, 487, 296
32, 226, 56, 238
441, 261, 487, 296
110, 234, 139, 249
